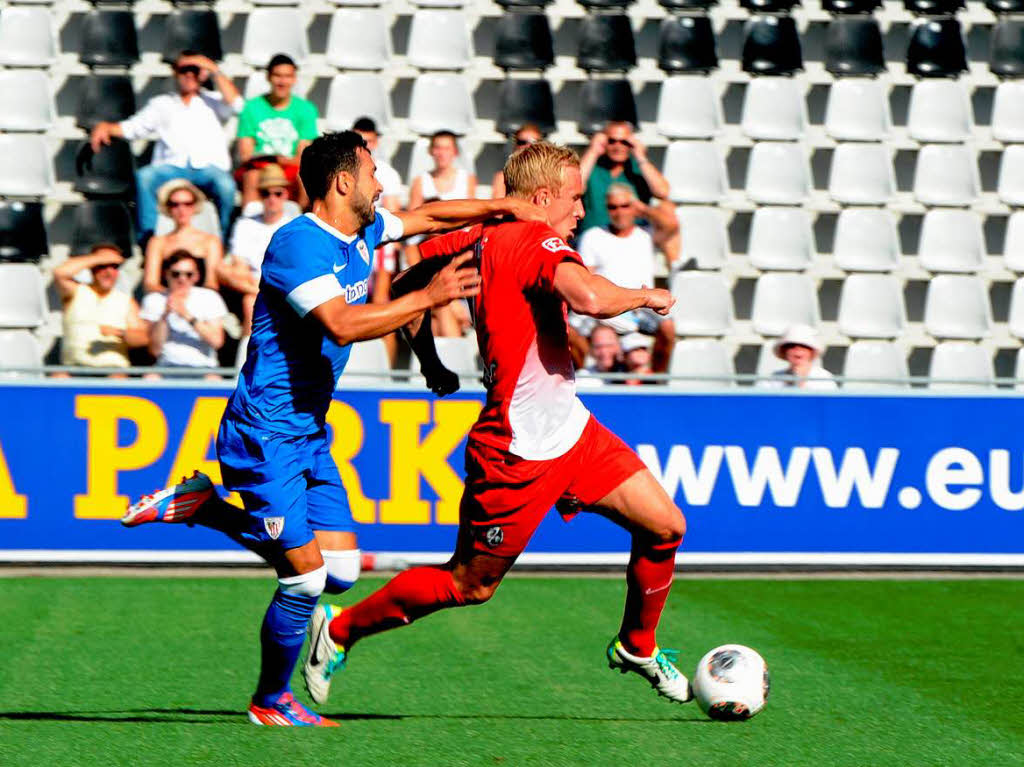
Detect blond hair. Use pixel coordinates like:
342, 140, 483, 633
503, 141, 580, 199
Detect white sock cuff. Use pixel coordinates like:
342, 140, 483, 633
322, 549, 361, 593
278, 564, 327, 598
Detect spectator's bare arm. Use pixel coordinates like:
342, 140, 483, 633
630, 136, 671, 200
204, 235, 224, 290
216, 259, 259, 296
89, 122, 124, 153
53, 252, 122, 302
122, 299, 149, 348
181, 54, 242, 110
237, 136, 256, 164
580, 132, 607, 186
491, 170, 506, 199
408, 176, 425, 210
142, 236, 165, 294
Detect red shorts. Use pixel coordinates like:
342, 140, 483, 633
460, 416, 646, 557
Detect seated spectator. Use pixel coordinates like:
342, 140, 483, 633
352, 117, 402, 213
621, 333, 657, 385
140, 251, 227, 378
236, 54, 318, 208
217, 164, 298, 336
491, 123, 544, 199
142, 179, 223, 294
579, 121, 680, 266
53, 244, 147, 375
576, 184, 675, 373
89, 51, 243, 242
408, 131, 477, 209
759, 324, 837, 391
577, 324, 626, 386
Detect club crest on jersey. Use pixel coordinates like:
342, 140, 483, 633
356, 240, 371, 264
263, 516, 285, 540
541, 237, 573, 254
483, 525, 504, 549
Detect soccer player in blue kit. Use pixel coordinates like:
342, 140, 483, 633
122, 131, 544, 726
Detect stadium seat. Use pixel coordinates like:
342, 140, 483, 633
822, 0, 881, 11
658, 16, 718, 74
742, 16, 802, 76
914, 144, 979, 206
668, 340, 734, 389
998, 145, 1024, 207
408, 10, 471, 70
70, 200, 134, 258
0, 264, 46, 328
907, 19, 967, 78
828, 143, 894, 205
0, 330, 41, 373
825, 18, 885, 77
918, 210, 984, 273
677, 206, 728, 270
662, 141, 727, 204
496, 79, 556, 136
842, 341, 908, 390
751, 273, 819, 337
992, 82, 1024, 143
837, 274, 905, 339
341, 338, 392, 385
1004, 212, 1024, 272
242, 9, 309, 67
412, 0, 467, 6
824, 79, 891, 141
990, 21, 1024, 79
924, 275, 992, 339
1007, 279, 1024, 339
741, 0, 799, 11
988, 0, 1024, 11
0, 71, 53, 131
833, 208, 900, 272
77, 75, 136, 131
656, 77, 721, 139
0, 136, 53, 197
325, 74, 391, 132
904, 0, 964, 13
163, 11, 223, 64
747, 208, 814, 271
579, 80, 637, 135
80, 11, 139, 68
408, 74, 474, 136
0, 202, 46, 263
0, 7, 56, 67
577, 0, 634, 8
578, 14, 636, 72
409, 335, 480, 375
493, 12, 554, 70
496, 0, 553, 7
669, 272, 734, 336
740, 78, 806, 141
928, 342, 994, 390
907, 80, 972, 143
73, 139, 135, 199
659, 0, 717, 8
746, 142, 810, 205
326, 9, 390, 70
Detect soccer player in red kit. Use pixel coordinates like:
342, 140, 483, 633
303, 141, 692, 705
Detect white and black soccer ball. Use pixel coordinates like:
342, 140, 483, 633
692, 644, 770, 721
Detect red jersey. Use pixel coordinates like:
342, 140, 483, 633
419, 220, 591, 460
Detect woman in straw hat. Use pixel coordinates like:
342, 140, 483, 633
142, 179, 224, 293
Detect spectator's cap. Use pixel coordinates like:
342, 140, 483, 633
621, 332, 652, 354
352, 117, 378, 134
773, 324, 823, 359
258, 163, 289, 190
267, 53, 297, 71
157, 179, 206, 216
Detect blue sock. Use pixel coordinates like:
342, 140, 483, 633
252, 588, 318, 706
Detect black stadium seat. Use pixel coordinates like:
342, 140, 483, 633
987, 0, 1024, 12
0, 202, 47, 263
579, 79, 637, 135
990, 20, 1024, 78
71, 200, 134, 258
822, 0, 881, 12
578, 14, 636, 72
741, 0, 800, 12
80, 11, 139, 68
496, 79, 556, 136
74, 139, 136, 199
494, 13, 554, 71
825, 17, 885, 76
496, 0, 553, 7
907, 18, 967, 78
163, 10, 223, 64
658, 0, 717, 8
77, 75, 136, 131
904, 0, 964, 13
659, 16, 718, 74
742, 16, 802, 76
577, 0, 634, 8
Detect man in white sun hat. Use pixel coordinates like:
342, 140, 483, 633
759, 324, 837, 390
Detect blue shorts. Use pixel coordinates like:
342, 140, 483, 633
216, 416, 355, 551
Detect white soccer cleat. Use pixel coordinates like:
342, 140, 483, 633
303, 603, 347, 705
607, 638, 694, 704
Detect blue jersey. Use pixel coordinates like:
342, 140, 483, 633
226, 210, 403, 435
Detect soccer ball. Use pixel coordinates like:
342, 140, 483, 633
692, 644, 770, 721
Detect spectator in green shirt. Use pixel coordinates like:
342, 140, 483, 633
235, 53, 319, 208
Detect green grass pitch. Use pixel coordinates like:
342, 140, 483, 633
1, 576, 1022, 766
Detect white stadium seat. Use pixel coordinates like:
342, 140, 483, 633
824, 78, 891, 141
656, 77, 721, 139
929, 342, 994, 391
746, 142, 809, 205
751, 273, 819, 337
997, 145, 1024, 207
842, 341, 908, 390
242, 9, 309, 67
833, 208, 900, 272
829, 143, 894, 205
340, 338, 392, 386
924, 275, 992, 340
0, 135, 53, 197
837, 274, 905, 339
907, 79, 972, 143
408, 74, 474, 135
325, 74, 392, 132
918, 209, 984, 273
1008, 278, 1024, 339
1003, 211, 1024, 273
0, 265, 46, 328
741, 78, 806, 141
0, 7, 56, 67
915, 144, 979, 206
326, 9, 390, 70
669, 272, 734, 336
408, 10, 471, 70
992, 81, 1024, 144
662, 142, 727, 204
747, 207, 813, 271
677, 206, 728, 270
409, 334, 480, 374
0, 71, 53, 131
0, 329, 42, 375
668, 339, 734, 389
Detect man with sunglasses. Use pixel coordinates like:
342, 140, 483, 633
89, 50, 243, 242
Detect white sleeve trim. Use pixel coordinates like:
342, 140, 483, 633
286, 274, 345, 317
377, 208, 405, 244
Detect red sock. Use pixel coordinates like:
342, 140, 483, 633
618, 537, 681, 657
329, 566, 466, 648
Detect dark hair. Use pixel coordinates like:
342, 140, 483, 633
299, 131, 368, 203
429, 130, 459, 148
161, 249, 205, 287
516, 122, 545, 139
175, 49, 199, 64
90, 242, 123, 258
267, 53, 297, 73
352, 117, 378, 134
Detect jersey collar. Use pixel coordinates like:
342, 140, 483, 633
304, 212, 357, 244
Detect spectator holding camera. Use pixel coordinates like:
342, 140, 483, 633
89, 51, 243, 242
142, 179, 223, 294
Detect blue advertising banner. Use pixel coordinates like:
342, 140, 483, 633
1, 382, 1023, 565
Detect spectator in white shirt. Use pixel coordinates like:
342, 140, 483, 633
576, 184, 676, 373
216, 164, 298, 336
140, 251, 228, 378
89, 51, 243, 242
759, 324, 838, 391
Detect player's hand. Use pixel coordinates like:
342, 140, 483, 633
496, 198, 547, 224
643, 286, 675, 316
423, 362, 460, 397
424, 252, 480, 308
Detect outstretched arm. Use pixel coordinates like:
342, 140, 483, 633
394, 197, 544, 241
553, 260, 674, 319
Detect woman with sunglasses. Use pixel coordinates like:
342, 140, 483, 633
140, 250, 228, 378
142, 179, 224, 294
490, 124, 545, 199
